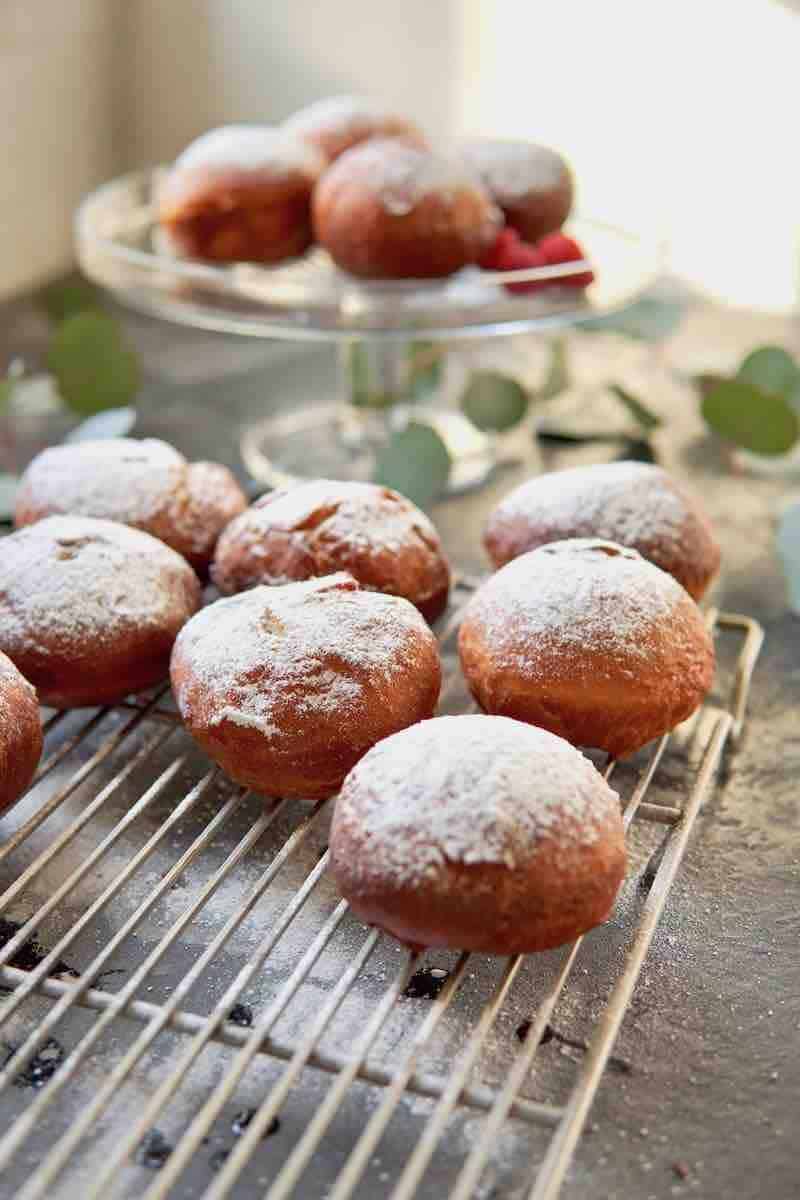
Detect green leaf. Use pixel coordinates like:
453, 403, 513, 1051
737, 346, 799, 396
608, 384, 662, 432
373, 420, 451, 508
0, 378, 14, 411
538, 338, 569, 401
701, 380, 800, 456
582, 295, 686, 341
38, 273, 101, 322
346, 342, 395, 408
47, 312, 140, 415
461, 370, 529, 432
407, 341, 443, 401
617, 437, 657, 463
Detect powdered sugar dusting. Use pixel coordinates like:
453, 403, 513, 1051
174, 124, 322, 176
173, 574, 434, 738
0, 516, 198, 654
18, 438, 185, 526
459, 138, 568, 200
285, 95, 407, 139
333, 715, 620, 885
466, 539, 684, 665
493, 462, 689, 555
330, 139, 492, 217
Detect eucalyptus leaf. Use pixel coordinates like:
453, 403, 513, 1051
47, 312, 140, 416
0, 473, 18, 523
346, 342, 394, 408
538, 338, 569, 401
461, 371, 529, 432
776, 498, 800, 615
38, 273, 101, 322
373, 420, 451, 508
407, 341, 443, 401
65, 406, 137, 442
581, 295, 686, 341
608, 384, 662, 432
701, 380, 800, 456
0, 379, 13, 410
737, 346, 800, 396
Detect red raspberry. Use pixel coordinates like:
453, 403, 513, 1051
535, 232, 595, 287
479, 227, 548, 293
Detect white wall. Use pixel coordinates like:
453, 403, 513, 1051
0, 1, 119, 299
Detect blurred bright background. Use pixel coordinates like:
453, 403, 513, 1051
2, 0, 799, 307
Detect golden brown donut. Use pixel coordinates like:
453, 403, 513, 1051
458, 137, 574, 243
330, 714, 626, 954
312, 139, 501, 279
459, 539, 714, 758
0, 652, 42, 815
0, 516, 201, 708
484, 461, 721, 601
170, 573, 441, 800
158, 125, 325, 263
284, 95, 427, 163
15, 438, 246, 575
211, 480, 450, 622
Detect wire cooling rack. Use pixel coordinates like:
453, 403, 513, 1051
0, 577, 763, 1200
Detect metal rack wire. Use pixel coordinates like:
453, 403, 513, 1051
0, 578, 763, 1200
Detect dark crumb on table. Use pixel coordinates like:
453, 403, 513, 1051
402, 966, 449, 999
137, 1129, 173, 1169
228, 1003, 253, 1027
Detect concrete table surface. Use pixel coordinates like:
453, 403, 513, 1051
1, 293, 798, 1199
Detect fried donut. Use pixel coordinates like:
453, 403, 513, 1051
170, 573, 441, 800
0, 516, 201, 707
211, 480, 450, 622
312, 138, 501, 279
330, 714, 626, 953
284, 95, 426, 163
484, 461, 721, 601
0, 652, 42, 814
458, 137, 574, 243
15, 438, 246, 575
459, 539, 714, 758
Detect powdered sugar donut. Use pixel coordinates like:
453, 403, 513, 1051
15, 438, 247, 575
284, 95, 426, 163
312, 138, 501, 279
158, 124, 325, 263
458, 137, 573, 243
0, 516, 201, 708
459, 539, 714, 758
211, 480, 450, 622
330, 714, 626, 953
0, 652, 42, 814
484, 461, 720, 600
170, 573, 441, 800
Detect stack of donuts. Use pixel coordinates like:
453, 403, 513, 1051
156, 95, 586, 286
0, 438, 719, 957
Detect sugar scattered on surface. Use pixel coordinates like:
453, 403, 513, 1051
459, 137, 567, 199
465, 538, 683, 666
284, 95, 406, 138
0, 516, 196, 653
493, 462, 688, 553
173, 574, 432, 737
174, 124, 321, 176
334, 714, 620, 885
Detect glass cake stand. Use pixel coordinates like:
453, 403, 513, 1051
76, 167, 661, 490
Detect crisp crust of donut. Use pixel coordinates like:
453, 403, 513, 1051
459, 540, 715, 758
14, 439, 246, 574
170, 574, 441, 800
0, 516, 201, 708
458, 137, 573, 243
0, 652, 42, 814
330, 715, 626, 953
312, 139, 501, 279
484, 462, 721, 601
158, 126, 324, 263
211, 480, 450, 621
284, 96, 426, 162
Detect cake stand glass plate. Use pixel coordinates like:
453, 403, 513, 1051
76, 168, 662, 489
